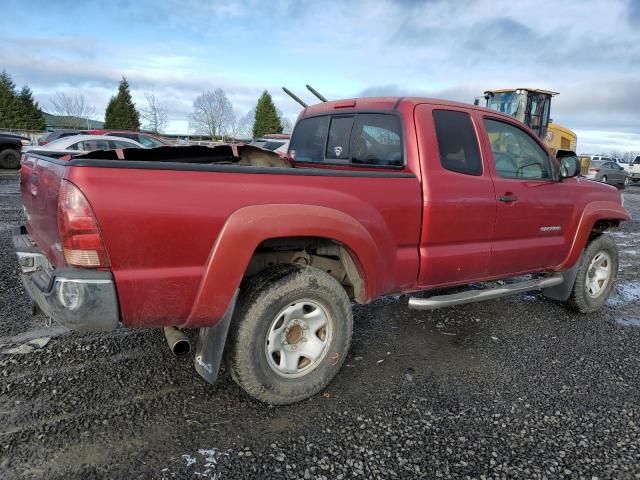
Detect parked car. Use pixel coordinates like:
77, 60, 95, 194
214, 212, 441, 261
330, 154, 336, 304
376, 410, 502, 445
585, 159, 629, 187
14, 96, 630, 404
0, 132, 30, 168
24, 135, 145, 155
628, 156, 640, 184
84, 129, 173, 147
250, 133, 290, 154
38, 129, 83, 146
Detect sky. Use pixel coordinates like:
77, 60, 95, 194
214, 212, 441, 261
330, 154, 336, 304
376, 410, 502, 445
0, 0, 638, 153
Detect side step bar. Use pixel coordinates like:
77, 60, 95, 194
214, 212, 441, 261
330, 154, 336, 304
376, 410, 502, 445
408, 273, 564, 311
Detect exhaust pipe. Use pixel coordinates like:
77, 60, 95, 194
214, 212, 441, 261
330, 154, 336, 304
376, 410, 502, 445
163, 327, 191, 356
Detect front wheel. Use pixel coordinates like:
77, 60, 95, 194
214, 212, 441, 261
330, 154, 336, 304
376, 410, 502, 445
567, 234, 618, 313
225, 265, 353, 404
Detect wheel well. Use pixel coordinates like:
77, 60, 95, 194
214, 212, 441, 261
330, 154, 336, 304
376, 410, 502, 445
590, 219, 620, 239
0, 144, 20, 152
245, 237, 365, 302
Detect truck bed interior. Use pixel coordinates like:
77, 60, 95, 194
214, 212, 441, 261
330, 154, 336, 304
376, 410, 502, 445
70, 145, 292, 168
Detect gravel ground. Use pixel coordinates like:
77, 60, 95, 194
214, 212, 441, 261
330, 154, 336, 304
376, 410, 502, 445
1, 170, 640, 480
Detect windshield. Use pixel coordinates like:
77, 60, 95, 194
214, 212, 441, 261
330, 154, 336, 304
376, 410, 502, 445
486, 92, 527, 122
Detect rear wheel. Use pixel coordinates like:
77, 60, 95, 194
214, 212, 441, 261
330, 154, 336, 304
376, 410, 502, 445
225, 264, 353, 404
624, 177, 630, 187
567, 234, 618, 313
601, 175, 608, 184
0, 148, 20, 169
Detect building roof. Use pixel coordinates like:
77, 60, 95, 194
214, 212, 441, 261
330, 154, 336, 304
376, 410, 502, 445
43, 112, 104, 129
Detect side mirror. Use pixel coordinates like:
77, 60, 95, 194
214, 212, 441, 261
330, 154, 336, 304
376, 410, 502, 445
559, 156, 581, 179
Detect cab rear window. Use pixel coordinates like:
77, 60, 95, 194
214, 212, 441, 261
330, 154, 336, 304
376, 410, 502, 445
289, 113, 403, 167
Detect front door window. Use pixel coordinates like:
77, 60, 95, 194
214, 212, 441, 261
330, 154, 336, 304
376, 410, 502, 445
484, 119, 553, 180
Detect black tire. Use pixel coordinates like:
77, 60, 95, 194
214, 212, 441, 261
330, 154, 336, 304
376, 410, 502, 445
567, 234, 618, 313
0, 148, 20, 169
225, 264, 353, 404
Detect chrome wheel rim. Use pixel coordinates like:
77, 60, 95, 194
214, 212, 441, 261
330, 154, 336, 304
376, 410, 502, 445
601, 176, 607, 183
265, 299, 333, 378
585, 251, 612, 298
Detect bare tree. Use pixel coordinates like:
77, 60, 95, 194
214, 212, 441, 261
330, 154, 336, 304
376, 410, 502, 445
140, 90, 168, 134
189, 89, 235, 140
276, 108, 293, 134
280, 116, 293, 134
233, 106, 255, 140
50, 92, 96, 129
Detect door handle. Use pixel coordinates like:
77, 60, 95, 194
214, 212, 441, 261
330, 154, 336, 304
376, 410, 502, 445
499, 194, 518, 203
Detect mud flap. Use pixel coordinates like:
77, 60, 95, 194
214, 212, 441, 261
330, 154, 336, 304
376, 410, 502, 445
542, 253, 583, 301
194, 290, 239, 385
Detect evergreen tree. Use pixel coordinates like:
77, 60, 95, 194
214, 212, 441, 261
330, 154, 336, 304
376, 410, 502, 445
252, 90, 282, 138
104, 77, 140, 129
17, 85, 45, 130
0, 71, 22, 129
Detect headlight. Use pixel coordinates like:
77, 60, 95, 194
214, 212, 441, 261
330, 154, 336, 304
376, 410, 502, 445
20, 139, 31, 146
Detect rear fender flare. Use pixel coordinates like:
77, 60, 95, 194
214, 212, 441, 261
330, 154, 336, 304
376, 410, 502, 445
182, 204, 383, 328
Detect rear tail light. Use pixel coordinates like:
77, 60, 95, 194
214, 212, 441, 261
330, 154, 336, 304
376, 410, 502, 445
58, 180, 110, 268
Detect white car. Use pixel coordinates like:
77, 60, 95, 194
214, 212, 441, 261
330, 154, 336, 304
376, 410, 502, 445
249, 135, 290, 155
24, 135, 145, 155
628, 155, 640, 184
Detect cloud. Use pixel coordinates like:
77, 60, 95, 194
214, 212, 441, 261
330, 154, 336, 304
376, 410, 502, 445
630, 0, 640, 25
0, 0, 638, 151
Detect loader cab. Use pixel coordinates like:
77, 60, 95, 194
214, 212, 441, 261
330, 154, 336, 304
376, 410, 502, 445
483, 88, 555, 140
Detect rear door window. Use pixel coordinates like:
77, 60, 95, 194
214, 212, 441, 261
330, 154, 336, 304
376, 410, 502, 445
433, 110, 482, 175
137, 136, 164, 147
110, 140, 138, 149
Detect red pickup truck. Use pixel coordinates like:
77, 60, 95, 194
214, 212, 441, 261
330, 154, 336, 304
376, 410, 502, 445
13, 97, 630, 404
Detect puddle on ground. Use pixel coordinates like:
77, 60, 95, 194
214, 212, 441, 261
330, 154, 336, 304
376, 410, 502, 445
607, 281, 640, 306
611, 232, 640, 239
614, 317, 640, 327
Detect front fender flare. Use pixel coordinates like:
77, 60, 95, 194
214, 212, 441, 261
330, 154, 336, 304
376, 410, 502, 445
556, 201, 630, 271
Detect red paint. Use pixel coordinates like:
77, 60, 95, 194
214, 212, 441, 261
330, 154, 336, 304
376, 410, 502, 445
21, 97, 630, 329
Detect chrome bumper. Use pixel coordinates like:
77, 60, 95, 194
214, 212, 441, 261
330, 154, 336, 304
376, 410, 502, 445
12, 227, 120, 331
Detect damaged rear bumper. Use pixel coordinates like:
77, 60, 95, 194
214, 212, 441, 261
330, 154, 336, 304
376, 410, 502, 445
12, 227, 120, 331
